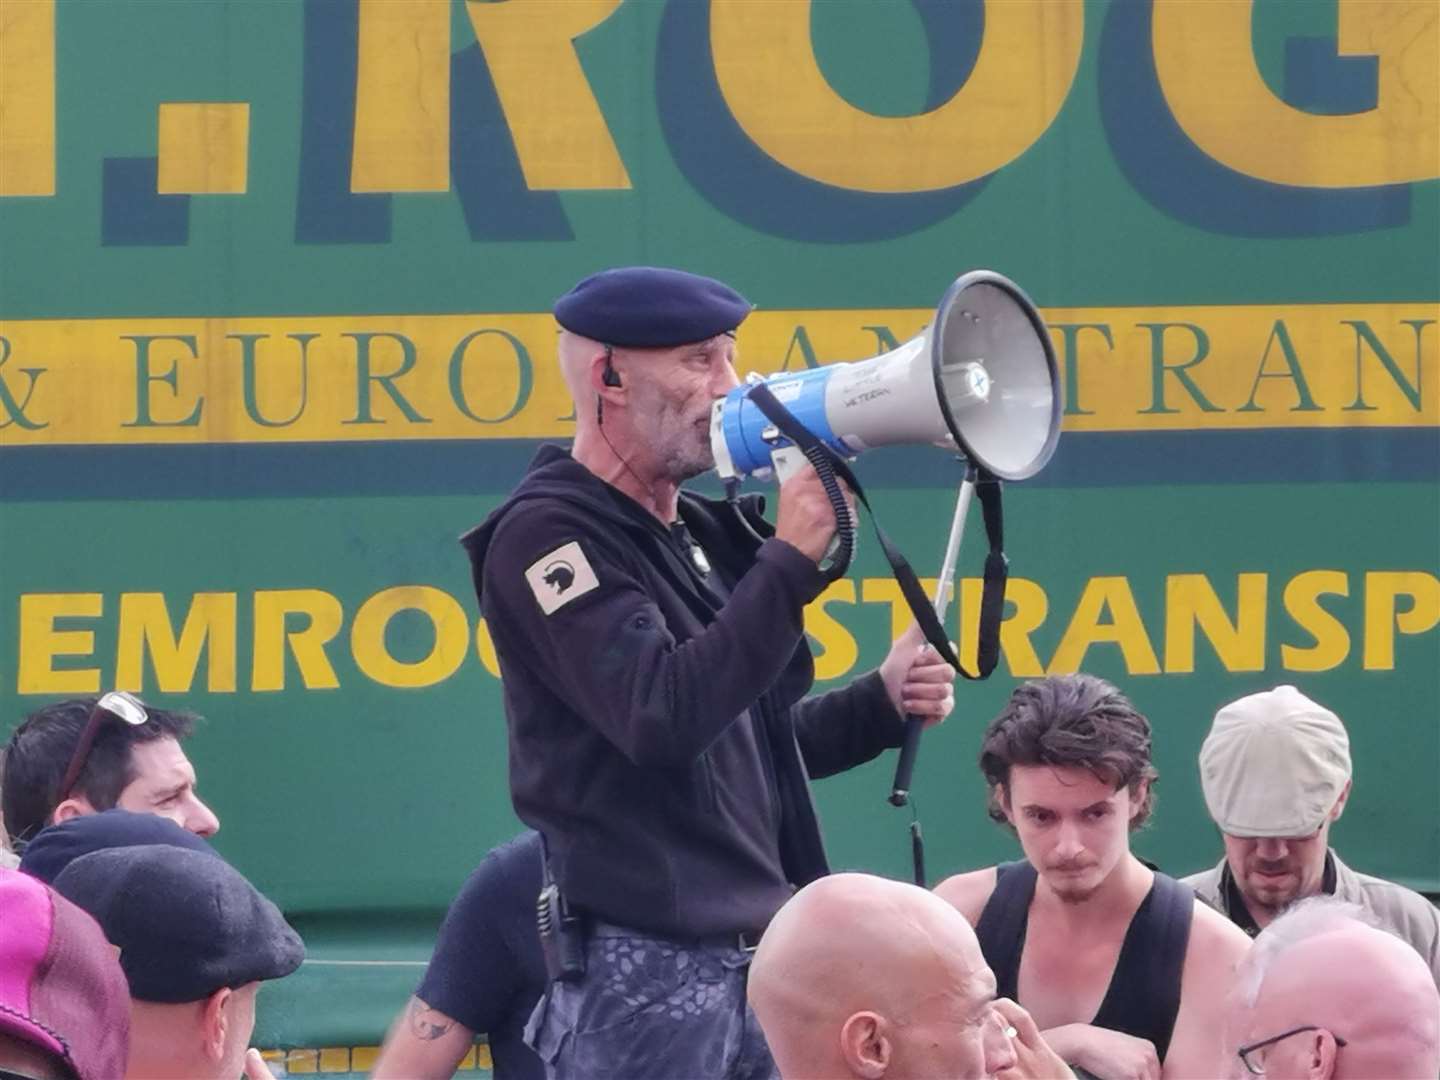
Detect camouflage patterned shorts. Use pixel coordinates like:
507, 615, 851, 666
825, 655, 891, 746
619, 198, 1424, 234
524, 923, 778, 1079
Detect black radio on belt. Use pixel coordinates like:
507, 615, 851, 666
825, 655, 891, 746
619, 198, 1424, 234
536, 838, 586, 983
536, 882, 586, 983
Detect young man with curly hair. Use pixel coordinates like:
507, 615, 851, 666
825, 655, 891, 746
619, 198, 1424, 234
936, 673, 1250, 1080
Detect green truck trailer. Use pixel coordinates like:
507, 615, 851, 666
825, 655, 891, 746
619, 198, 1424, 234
1, 0, 1436, 1072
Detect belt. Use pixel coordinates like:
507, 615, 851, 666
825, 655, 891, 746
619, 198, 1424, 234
589, 920, 764, 953
723, 928, 764, 953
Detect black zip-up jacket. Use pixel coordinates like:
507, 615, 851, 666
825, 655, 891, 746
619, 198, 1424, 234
461, 446, 905, 938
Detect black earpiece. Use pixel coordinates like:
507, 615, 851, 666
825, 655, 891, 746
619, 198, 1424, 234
601, 345, 622, 388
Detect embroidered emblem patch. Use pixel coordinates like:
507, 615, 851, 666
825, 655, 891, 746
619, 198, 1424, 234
525, 541, 599, 615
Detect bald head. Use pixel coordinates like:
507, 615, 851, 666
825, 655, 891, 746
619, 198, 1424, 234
1236, 901, 1439, 1079
749, 873, 1014, 1080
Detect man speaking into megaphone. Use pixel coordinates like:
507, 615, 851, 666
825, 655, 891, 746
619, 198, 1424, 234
461, 266, 954, 1080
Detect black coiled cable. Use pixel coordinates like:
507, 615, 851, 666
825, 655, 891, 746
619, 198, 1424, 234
725, 451, 854, 582
801, 441, 855, 582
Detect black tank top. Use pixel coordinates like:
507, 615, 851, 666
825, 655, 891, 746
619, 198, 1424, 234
974, 861, 1194, 1062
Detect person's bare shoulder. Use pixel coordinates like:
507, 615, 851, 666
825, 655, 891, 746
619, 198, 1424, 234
933, 866, 999, 926
1178, 895, 1251, 1002
1164, 894, 1254, 1078
1186, 895, 1252, 971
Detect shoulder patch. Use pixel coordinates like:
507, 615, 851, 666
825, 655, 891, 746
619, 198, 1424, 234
525, 541, 600, 614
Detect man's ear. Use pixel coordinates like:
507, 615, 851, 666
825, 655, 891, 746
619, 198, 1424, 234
839, 1012, 891, 1079
1329, 780, 1352, 823
201, 987, 234, 1062
591, 348, 624, 397
1306, 1028, 1339, 1079
1127, 779, 1150, 821
51, 794, 97, 825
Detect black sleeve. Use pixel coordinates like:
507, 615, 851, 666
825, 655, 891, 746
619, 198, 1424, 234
415, 854, 528, 1034
484, 504, 827, 768
792, 670, 905, 780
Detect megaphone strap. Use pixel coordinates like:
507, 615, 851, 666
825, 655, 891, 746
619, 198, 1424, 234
971, 477, 1007, 680
743, 383, 1009, 682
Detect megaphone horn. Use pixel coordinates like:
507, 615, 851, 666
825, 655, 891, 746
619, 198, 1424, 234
711, 270, 1062, 482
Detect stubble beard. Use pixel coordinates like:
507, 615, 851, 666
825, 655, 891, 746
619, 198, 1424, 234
637, 385, 714, 483
1043, 859, 1105, 905
1052, 880, 1101, 905
660, 417, 715, 482
1243, 877, 1299, 914
660, 442, 713, 483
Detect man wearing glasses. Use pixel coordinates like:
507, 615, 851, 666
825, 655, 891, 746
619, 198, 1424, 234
1184, 685, 1440, 985
1230, 898, 1438, 1079
1, 692, 220, 850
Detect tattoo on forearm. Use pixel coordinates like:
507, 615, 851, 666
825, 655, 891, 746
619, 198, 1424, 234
407, 998, 455, 1041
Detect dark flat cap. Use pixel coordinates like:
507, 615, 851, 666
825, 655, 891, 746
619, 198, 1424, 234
554, 266, 752, 348
51, 845, 304, 1003
19, 809, 214, 885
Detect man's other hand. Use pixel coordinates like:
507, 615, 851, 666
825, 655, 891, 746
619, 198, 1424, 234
994, 998, 1075, 1079
879, 622, 955, 725
244, 1049, 277, 1080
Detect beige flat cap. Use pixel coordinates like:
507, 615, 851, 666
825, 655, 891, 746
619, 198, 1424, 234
1199, 685, 1351, 838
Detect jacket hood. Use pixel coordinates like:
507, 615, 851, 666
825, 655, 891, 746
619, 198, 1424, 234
460, 446, 617, 596
459, 444, 768, 604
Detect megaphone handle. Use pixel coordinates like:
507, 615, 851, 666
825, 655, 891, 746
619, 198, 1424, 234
771, 445, 854, 577
888, 716, 926, 807
770, 445, 807, 484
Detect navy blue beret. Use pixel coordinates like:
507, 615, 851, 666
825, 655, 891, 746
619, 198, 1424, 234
52, 844, 305, 1003
19, 809, 214, 885
553, 266, 752, 348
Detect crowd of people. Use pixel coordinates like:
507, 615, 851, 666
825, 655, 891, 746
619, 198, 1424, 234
2, 267, 1437, 1080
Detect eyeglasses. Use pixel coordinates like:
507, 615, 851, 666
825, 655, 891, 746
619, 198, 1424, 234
55, 691, 149, 805
1237, 1025, 1347, 1075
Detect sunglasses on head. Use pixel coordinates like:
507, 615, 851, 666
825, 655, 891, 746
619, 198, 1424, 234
54, 691, 149, 806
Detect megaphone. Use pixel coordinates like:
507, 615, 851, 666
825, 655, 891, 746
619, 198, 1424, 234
711, 270, 1062, 482
709, 271, 1062, 880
